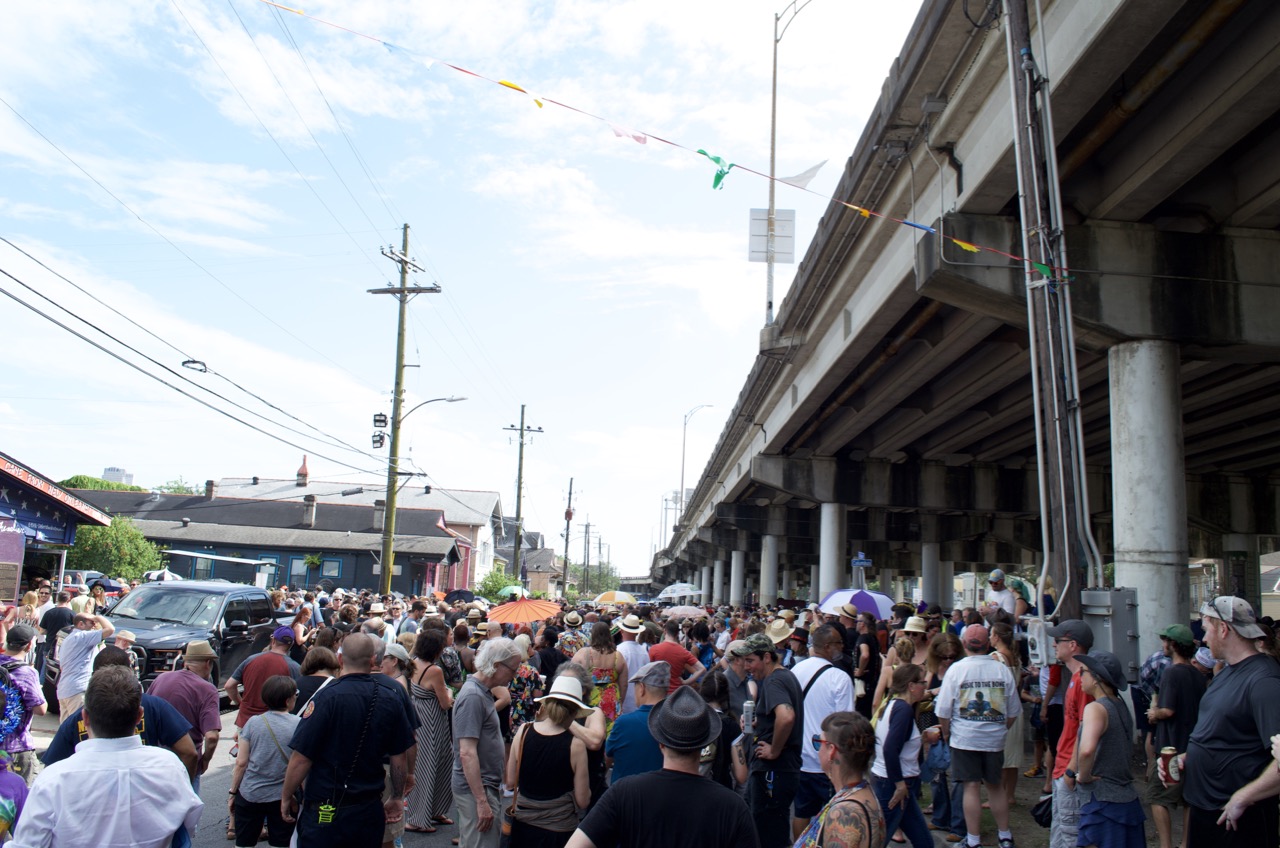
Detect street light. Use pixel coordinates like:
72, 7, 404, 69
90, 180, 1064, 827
378, 395, 466, 595
679, 404, 713, 523
767, 0, 818, 325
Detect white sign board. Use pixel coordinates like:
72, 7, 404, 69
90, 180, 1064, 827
748, 208, 795, 263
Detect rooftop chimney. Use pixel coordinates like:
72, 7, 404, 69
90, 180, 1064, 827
373, 499, 386, 532
296, 456, 309, 488
302, 494, 317, 528
181, 517, 191, 527
205, 479, 216, 500
252, 476, 260, 485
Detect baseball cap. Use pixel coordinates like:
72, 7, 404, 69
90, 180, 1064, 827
1200, 596, 1265, 639
987, 568, 1006, 583
272, 626, 296, 643
961, 624, 989, 649
5, 623, 37, 648
1194, 647, 1217, 668
1046, 619, 1094, 651
731, 633, 776, 657
1158, 624, 1195, 646
629, 660, 670, 688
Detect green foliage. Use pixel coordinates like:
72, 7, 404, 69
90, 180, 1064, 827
475, 568, 517, 600
569, 560, 620, 596
58, 475, 146, 492
67, 516, 162, 580
304, 553, 323, 570
154, 477, 197, 494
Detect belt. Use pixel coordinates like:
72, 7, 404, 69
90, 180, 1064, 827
304, 791, 382, 807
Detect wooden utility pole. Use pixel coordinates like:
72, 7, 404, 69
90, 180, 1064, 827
503, 406, 543, 578
371, 225, 440, 596
562, 479, 574, 599
1003, 0, 1101, 620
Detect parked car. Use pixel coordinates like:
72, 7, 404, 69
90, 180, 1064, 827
42, 580, 291, 710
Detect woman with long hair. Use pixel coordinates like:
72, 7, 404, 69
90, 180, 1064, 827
85, 582, 109, 615
924, 631, 962, 833
570, 622, 628, 732
406, 629, 454, 833
288, 605, 312, 664
699, 670, 748, 790
292, 647, 340, 715
508, 633, 544, 739
452, 622, 477, 676
870, 665, 934, 847
989, 621, 1026, 805
794, 711, 885, 848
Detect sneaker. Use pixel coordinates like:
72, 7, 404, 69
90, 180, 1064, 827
944, 836, 964, 844
1023, 765, 1043, 778
998, 838, 1017, 848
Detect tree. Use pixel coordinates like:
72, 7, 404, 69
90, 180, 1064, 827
66, 516, 162, 580
155, 477, 197, 494
58, 475, 146, 492
475, 568, 517, 600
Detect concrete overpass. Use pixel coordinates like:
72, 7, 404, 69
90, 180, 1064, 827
658, 0, 1280, 656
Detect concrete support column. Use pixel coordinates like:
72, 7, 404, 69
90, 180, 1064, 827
921, 542, 941, 606
782, 567, 795, 600
939, 560, 955, 610
701, 565, 712, 607
712, 559, 725, 606
880, 568, 898, 600
819, 502, 846, 600
760, 535, 780, 605
1110, 340, 1189, 661
810, 564, 821, 603
730, 550, 746, 608
1223, 476, 1261, 612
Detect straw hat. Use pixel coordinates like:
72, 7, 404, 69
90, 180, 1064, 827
617, 614, 645, 634
765, 618, 795, 645
536, 675, 592, 716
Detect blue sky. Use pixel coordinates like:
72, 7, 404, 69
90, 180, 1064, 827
1, 0, 921, 578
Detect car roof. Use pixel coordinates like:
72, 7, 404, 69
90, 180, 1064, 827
134, 580, 262, 593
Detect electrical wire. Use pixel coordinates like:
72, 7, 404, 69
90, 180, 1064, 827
0, 266, 384, 476
0, 93, 371, 386
0, 238, 383, 462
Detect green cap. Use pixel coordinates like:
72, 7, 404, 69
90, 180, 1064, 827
1159, 623, 1195, 646
730, 633, 776, 657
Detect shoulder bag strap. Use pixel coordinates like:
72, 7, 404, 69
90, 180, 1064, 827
801, 663, 834, 700
296, 674, 333, 715
260, 713, 291, 764
510, 724, 532, 815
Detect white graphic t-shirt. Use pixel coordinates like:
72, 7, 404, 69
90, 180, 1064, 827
935, 654, 1020, 752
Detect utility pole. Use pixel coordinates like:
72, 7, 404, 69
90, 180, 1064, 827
1003, 0, 1101, 621
581, 520, 592, 596
503, 406, 543, 578
598, 536, 604, 593
370, 224, 440, 597
562, 479, 574, 600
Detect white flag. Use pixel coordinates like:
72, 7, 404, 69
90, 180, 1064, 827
779, 160, 827, 189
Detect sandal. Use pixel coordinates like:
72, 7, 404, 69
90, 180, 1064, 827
433, 815, 455, 825
406, 824, 437, 833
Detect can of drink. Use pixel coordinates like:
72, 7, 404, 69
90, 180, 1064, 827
742, 699, 756, 735
1159, 746, 1180, 783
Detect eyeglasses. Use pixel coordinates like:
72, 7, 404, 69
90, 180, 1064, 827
37, 591, 50, 595
810, 734, 835, 752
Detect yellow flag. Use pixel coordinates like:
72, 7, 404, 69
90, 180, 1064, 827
952, 239, 981, 253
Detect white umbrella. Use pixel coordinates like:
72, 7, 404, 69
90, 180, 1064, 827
144, 568, 184, 581
657, 582, 702, 599
818, 588, 895, 619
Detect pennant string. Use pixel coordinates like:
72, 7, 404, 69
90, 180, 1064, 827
255, 0, 1074, 277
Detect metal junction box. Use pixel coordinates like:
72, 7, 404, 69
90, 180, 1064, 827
1081, 587, 1140, 683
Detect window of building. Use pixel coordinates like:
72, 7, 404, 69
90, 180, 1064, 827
289, 557, 307, 584
193, 557, 214, 581
321, 558, 342, 578
371, 561, 403, 576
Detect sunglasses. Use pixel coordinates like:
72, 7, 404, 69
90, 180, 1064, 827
811, 734, 835, 752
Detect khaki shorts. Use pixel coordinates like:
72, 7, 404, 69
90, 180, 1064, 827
1145, 757, 1184, 807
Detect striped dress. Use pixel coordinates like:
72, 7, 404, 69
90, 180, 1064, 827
407, 669, 453, 827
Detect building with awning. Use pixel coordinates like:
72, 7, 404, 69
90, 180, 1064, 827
0, 451, 111, 598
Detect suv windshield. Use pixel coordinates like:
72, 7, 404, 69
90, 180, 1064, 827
110, 586, 224, 627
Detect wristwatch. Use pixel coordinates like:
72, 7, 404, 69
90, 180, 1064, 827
1064, 769, 1075, 780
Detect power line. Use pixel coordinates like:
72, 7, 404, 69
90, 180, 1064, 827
0, 266, 384, 476
0, 93, 372, 386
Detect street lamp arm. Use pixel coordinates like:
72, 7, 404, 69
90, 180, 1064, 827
775, 0, 816, 42
401, 395, 467, 423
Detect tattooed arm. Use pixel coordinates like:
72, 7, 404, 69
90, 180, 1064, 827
821, 797, 882, 848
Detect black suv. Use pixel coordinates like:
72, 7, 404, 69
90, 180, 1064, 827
42, 581, 289, 709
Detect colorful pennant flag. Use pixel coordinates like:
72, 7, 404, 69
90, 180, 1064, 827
609, 124, 648, 144
498, 79, 543, 108
697, 150, 736, 190
1031, 261, 1053, 278
951, 239, 981, 253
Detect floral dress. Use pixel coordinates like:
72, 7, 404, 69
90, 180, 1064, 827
590, 666, 620, 732
507, 662, 542, 739
438, 647, 464, 694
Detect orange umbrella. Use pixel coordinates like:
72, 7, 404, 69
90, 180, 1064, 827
432, 591, 447, 601
486, 597, 561, 625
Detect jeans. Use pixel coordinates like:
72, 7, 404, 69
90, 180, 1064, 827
929, 768, 950, 830
872, 775, 933, 848
747, 769, 800, 848
949, 774, 965, 837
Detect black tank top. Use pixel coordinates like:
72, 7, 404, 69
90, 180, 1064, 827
518, 726, 575, 800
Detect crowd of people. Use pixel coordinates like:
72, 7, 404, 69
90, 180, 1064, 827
0, 574, 1278, 848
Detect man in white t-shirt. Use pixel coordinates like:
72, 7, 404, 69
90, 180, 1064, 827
936, 624, 1020, 848
615, 615, 650, 715
789, 624, 854, 840
983, 569, 1016, 617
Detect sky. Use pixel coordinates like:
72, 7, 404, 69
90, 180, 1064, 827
1, 0, 923, 580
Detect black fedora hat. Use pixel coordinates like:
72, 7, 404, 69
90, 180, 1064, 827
647, 686, 719, 751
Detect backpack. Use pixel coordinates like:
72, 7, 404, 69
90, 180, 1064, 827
0, 659, 29, 740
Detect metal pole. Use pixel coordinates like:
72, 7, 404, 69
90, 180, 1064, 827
562, 478, 574, 599
379, 224, 411, 597
766, 12, 779, 326
512, 404, 526, 578
582, 522, 591, 595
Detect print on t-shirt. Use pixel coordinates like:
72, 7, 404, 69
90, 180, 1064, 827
957, 680, 1008, 722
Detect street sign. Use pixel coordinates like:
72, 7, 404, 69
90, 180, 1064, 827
850, 558, 873, 568
748, 209, 795, 263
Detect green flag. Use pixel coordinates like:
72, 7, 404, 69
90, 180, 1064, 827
696, 149, 736, 190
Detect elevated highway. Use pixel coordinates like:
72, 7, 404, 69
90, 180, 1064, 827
659, 0, 1280, 654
